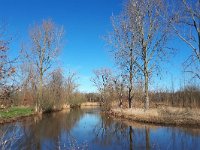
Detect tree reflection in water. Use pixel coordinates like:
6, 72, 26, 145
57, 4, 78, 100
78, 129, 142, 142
92, 113, 200, 150
92, 114, 149, 149
0, 124, 24, 150
0, 109, 87, 149
0, 108, 200, 150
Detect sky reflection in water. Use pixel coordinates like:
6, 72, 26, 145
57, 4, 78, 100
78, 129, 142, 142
0, 108, 200, 150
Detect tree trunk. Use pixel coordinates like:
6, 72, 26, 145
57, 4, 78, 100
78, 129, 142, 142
143, 43, 149, 110
119, 93, 123, 108
38, 72, 43, 112
128, 49, 133, 108
144, 72, 149, 110
129, 126, 133, 150
128, 88, 132, 108
145, 126, 150, 150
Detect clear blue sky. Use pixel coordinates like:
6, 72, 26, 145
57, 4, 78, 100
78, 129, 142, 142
0, 0, 195, 92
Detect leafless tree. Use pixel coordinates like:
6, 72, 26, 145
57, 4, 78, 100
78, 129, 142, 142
169, 0, 200, 79
16, 48, 39, 106
109, 0, 171, 110
91, 68, 114, 106
112, 74, 126, 108
48, 68, 64, 109
128, 0, 171, 110
0, 22, 16, 103
107, 8, 139, 108
26, 19, 64, 112
64, 71, 79, 102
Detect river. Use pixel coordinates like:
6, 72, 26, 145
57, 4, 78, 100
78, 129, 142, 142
0, 108, 200, 150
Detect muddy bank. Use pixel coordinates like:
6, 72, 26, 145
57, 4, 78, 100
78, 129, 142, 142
109, 107, 200, 128
0, 113, 37, 125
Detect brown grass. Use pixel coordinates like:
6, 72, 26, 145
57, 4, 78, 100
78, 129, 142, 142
109, 107, 200, 128
80, 102, 100, 108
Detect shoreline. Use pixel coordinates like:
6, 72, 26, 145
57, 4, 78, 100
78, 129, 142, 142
108, 107, 200, 128
0, 113, 37, 125
0, 102, 100, 125
0, 107, 71, 125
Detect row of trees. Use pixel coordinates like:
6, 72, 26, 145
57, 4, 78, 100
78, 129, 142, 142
92, 0, 200, 110
0, 19, 87, 112
1, 0, 199, 111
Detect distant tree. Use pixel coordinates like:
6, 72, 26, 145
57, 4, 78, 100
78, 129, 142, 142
27, 19, 64, 112
64, 71, 79, 102
91, 68, 114, 106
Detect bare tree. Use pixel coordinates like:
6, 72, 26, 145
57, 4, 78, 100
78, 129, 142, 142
128, 0, 170, 110
108, 0, 170, 110
0, 22, 16, 103
91, 68, 114, 106
112, 74, 126, 108
107, 10, 139, 108
48, 68, 64, 109
64, 71, 79, 102
27, 19, 64, 112
169, 0, 200, 79
15, 61, 38, 106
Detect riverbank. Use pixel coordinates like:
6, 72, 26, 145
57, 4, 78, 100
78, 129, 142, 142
109, 107, 200, 128
0, 102, 100, 124
0, 106, 36, 124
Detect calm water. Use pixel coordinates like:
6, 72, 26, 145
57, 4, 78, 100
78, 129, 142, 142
0, 108, 200, 150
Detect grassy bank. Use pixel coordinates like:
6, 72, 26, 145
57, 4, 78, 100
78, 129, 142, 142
0, 107, 34, 124
109, 107, 200, 128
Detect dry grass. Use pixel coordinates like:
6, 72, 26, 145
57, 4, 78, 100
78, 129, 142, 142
80, 102, 100, 107
110, 107, 200, 127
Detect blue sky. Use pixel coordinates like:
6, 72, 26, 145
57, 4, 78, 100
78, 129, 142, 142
0, 0, 196, 92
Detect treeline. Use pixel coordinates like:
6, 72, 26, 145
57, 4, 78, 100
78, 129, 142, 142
1, 0, 199, 112
0, 19, 100, 112
92, 0, 200, 110
151, 85, 200, 108
91, 68, 200, 109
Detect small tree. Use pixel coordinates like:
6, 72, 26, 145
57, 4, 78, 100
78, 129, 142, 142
64, 71, 79, 104
48, 68, 64, 109
112, 74, 126, 108
91, 68, 114, 109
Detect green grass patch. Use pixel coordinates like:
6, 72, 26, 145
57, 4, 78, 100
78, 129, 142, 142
0, 107, 33, 119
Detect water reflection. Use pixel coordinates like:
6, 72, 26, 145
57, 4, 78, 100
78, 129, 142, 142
0, 108, 200, 150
